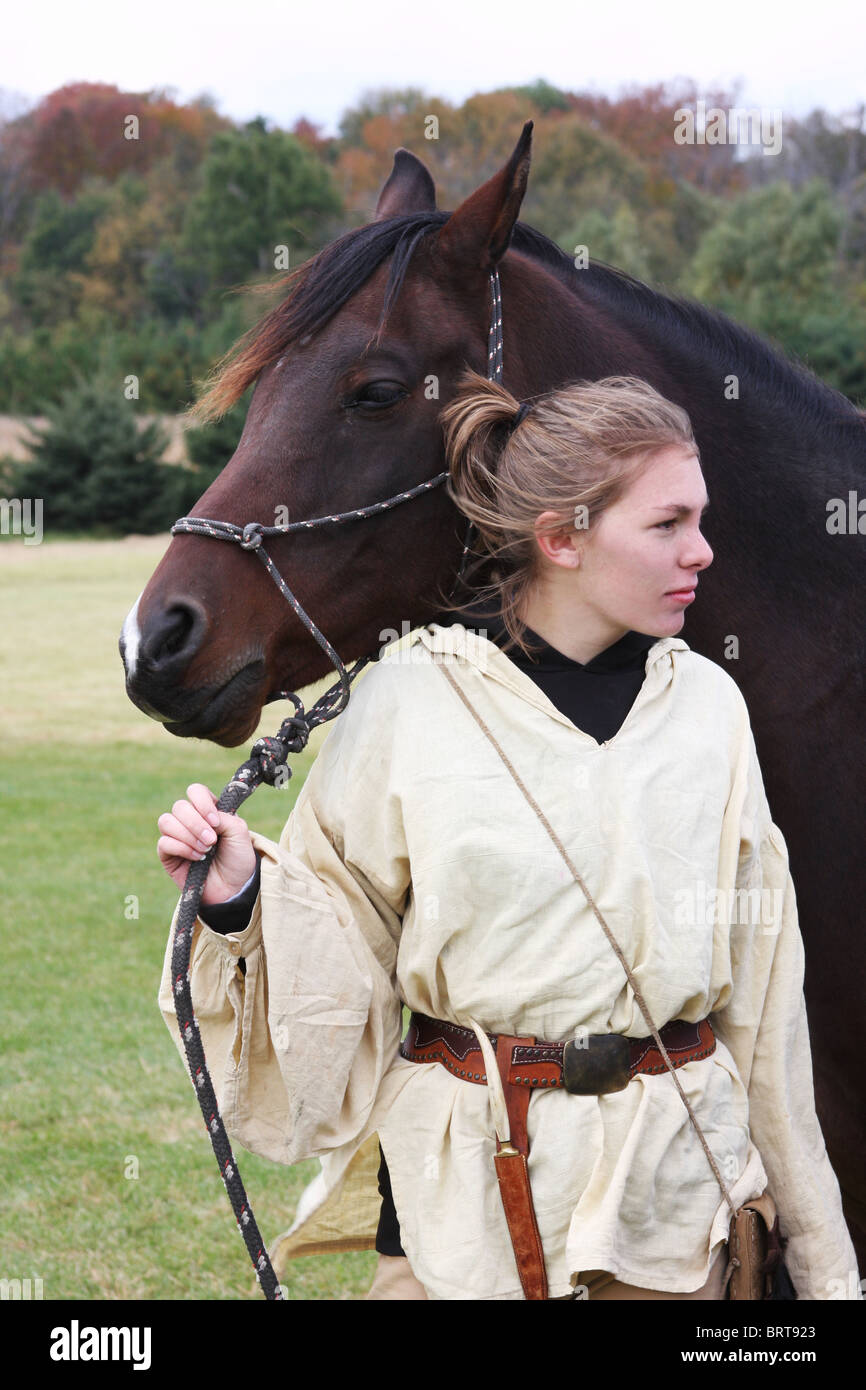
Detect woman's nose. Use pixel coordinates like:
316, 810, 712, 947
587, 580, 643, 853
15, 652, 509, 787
685, 529, 713, 571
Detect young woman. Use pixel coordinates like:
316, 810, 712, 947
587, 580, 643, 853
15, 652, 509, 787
157, 373, 858, 1301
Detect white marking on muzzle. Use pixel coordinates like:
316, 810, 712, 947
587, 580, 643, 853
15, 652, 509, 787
121, 592, 143, 678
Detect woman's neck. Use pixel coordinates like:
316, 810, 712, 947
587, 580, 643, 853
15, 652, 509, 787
516, 588, 630, 666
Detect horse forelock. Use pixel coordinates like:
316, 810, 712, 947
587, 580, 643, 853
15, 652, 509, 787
189, 212, 452, 424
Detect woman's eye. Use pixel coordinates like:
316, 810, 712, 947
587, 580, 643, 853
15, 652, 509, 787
656, 519, 677, 530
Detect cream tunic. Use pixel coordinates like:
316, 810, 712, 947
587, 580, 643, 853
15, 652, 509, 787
158, 622, 859, 1300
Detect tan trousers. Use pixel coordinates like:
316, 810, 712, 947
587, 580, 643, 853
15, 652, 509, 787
570, 1245, 729, 1301
364, 1245, 728, 1301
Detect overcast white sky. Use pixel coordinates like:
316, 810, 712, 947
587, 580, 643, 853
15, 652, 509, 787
3, 0, 864, 133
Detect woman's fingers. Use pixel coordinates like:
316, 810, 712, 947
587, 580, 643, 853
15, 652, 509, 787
172, 795, 218, 843
157, 786, 255, 897
186, 783, 221, 828
157, 810, 215, 853
182, 788, 249, 847
157, 834, 207, 863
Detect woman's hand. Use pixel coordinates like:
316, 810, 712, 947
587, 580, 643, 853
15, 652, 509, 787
157, 783, 258, 906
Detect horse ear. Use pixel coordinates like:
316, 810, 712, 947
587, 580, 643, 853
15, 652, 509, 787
374, 148, 437, 220
436, 120, 533, 275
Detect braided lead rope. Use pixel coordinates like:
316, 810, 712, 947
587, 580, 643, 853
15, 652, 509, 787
167, 269, 506, 1299
171, 470, 449, 547
170, 665, 376, 1300
167, 521, 380, 1300
430, 655, 739, 1224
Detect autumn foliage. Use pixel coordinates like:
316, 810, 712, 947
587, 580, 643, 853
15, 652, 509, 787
0, 77, 863, 423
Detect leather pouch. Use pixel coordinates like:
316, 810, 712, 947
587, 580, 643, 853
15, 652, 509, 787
726, 1190, 794, 1300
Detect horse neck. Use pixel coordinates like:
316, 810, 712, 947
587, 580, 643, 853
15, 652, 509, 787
566, 269, 864, 486
531, 269, 865, 638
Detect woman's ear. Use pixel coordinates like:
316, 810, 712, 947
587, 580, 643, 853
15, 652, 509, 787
533, 512, 582, 569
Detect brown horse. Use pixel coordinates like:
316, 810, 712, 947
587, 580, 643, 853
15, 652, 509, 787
121, 121, 866, 1269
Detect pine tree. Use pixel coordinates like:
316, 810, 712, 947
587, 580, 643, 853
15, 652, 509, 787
12, 373, 182, 532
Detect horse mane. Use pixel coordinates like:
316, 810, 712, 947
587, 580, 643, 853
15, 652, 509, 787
189, 208, 864, 433
514, 222, 863, 432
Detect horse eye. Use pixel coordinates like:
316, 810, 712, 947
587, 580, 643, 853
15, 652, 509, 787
352, 382, 408, 409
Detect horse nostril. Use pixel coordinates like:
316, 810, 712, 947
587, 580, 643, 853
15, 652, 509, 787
162, 606, 195, 658
140, 599, 207, 674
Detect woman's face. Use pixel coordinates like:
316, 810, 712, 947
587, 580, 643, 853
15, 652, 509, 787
532, 445, 714, 642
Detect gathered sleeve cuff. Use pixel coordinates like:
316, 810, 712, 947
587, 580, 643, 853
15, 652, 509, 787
197, 856, 261, 934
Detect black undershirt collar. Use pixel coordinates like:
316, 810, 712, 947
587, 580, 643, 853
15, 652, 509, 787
434, 600, 658, 746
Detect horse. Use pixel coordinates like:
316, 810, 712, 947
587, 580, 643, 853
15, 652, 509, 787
121, 120, 866, 1269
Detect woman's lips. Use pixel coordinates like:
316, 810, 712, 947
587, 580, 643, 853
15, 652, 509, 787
666, 587, 696, 603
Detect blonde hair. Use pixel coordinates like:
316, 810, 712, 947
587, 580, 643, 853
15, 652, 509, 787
436, 369, 699, 659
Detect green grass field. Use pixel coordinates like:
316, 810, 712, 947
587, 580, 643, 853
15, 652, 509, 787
0, 535, 378, 1299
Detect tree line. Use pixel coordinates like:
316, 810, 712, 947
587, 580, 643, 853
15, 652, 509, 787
1, 79, 863, 531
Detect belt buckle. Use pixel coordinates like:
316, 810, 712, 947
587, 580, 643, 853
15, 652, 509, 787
562, 1033, 631, 1095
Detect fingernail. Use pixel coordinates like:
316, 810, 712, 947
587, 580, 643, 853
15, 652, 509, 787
202, 828, 216, 844
207, 812, 220, 827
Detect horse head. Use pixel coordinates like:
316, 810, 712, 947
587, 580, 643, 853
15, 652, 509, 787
120, 122, 540, 747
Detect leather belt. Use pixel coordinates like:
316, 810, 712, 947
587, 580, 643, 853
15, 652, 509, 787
400, 1011, 716, 1300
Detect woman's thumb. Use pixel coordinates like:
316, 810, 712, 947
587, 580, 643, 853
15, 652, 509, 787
213, 810, 248, 841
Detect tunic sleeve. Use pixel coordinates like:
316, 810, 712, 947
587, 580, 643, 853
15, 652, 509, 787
158, 665, 410, 1168
709, 724, 860, 1300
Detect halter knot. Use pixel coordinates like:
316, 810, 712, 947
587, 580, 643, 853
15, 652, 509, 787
251, 735, 294, 784
241, 522, 264, 550
250, 714, 311, 784
277, 712, 312, 753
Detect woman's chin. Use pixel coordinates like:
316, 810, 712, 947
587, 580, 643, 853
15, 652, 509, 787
648, 610, 686, 636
